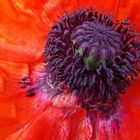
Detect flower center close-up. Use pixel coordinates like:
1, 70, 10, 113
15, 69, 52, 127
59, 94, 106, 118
43, 7, 140, 113
2, 1, 140, 140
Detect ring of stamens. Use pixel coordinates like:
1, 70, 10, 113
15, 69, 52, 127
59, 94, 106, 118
44, 7, 140, 112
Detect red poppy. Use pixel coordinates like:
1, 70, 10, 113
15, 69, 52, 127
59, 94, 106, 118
0, 0, 140, 140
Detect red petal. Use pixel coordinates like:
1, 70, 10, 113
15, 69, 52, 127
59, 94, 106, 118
7, 94, 87, 140
0, 0, 48, 62
119, 78, 140, 139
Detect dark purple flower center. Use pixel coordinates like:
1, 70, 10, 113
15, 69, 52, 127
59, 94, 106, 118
21, 7, 140, 114
44, 7, 140, 112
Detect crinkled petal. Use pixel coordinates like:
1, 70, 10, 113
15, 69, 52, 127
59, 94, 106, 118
7, 95, 87, 140
0, 61, 51, 139
0, 0, 48, 62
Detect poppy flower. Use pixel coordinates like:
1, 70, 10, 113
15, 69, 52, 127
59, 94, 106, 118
0, 0, 140, 140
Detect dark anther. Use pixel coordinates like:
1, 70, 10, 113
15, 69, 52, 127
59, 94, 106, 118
19, 77, 31, 89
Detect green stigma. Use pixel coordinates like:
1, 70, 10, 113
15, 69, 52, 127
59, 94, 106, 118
76, 48, 101, 71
